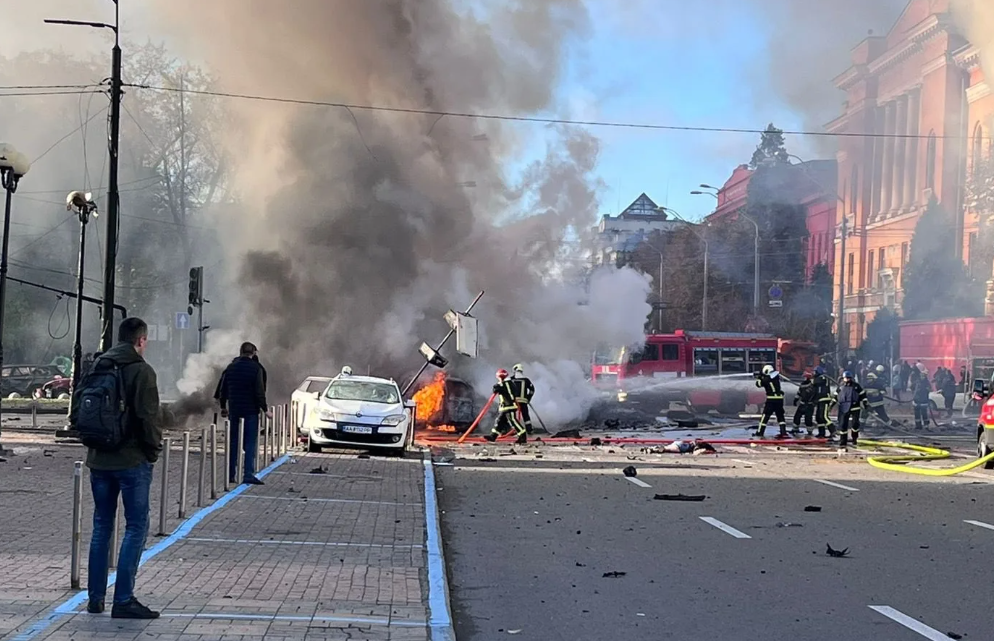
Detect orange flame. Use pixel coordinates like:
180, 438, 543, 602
411, 371, 456, 431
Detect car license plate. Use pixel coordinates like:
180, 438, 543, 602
342, 425, 373, 435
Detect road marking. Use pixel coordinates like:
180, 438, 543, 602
868, 606, 950, 640
814, 479, 860, 492
699, 516, 751, 539
238, 495, 421, 507
161, 612, 425, 628
423, 452, 456, 641
964, 519, 994, 531
187, 537, 423, 549
625, 476, 651, 488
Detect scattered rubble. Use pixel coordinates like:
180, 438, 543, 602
653, 494, 706, 501
826, 544, 849, 558
602, 571, 626, 578
804, 505, 822, 512
622, 466, 637, 477
554, 429, 581, 439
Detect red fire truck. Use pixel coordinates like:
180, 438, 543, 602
591, 330, 803, 414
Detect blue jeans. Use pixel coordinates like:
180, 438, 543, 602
88, 461, 153, 605
228, 413, 259, 481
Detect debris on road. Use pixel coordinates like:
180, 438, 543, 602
804, 505, 822, 512
653, 494, 707, 501
554, 429, 581, 439
309, 466, 327, 474
622, 466, 638, 477
776, 522, 803, 528
589, 437, 603, 446
357, 453, 370, 459
946, 632, 963, 639
826, 544, 849, 558
602, 571, 627, 578
575, 562, 586, 567
604, 419, 621, 429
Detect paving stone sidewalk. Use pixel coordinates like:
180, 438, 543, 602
1, 443, 432, 641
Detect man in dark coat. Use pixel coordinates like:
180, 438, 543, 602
216, 342, 271, 485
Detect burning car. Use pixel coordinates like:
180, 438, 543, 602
410, 372, 478, 432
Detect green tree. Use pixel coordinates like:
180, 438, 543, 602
749, 123, 790, 169
902, 196, 982, 320
966, 144, 994, 280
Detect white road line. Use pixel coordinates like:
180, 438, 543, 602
964, 519, 994, 531
238, 495, 421, 507
814, 479, 860, 492
161, 612, 425, 628
625, 476, 651, 488
187, 537, 423, 549
868, 606, 950, 641
699, 516, 751, 539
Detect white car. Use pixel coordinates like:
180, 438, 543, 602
302, 374, 412, 455
291, 376, 333, 438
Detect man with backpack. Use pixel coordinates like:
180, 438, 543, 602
216, 342, 271, 485
70, 317, 161, 619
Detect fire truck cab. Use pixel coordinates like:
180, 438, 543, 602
969, 378, 994, 468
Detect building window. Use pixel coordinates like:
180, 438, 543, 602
878, 247, 886, 278
974, 123, 985, 178
867, 250, 875, 289
925, 130, 937, 191
847, 253, 854, 294
900, 242, 909, 287
849, 165, 859, 214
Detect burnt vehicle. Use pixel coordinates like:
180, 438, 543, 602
1, 364, 64, 399
33, 374, 72, 400
410, 372, 478, 430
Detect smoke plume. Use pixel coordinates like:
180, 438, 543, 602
952, 0, 994, 78
150, 0, 651, 425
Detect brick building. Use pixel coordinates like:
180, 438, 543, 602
826, 0, 994, 349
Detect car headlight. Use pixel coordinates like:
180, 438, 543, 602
318, 410, 350, 422
380, 414, 407, 427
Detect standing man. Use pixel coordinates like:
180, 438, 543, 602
812, 365, 834, 439
510, 363, 536, 434
484, 369, 527, 445
753, 365, 787, 439
835, 371, 867, 450
72, 317, 161, 619
217, 342, 271, 485
792, 371, 815, 435
913, 372, 932, 429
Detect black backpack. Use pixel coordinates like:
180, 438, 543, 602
75, 357, 133, 451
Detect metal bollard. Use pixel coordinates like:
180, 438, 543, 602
179, 431, 190, 519
264, 408, 271, 464
210, 423, 218, 500
278, 405, 285, 456
109, 503, 120, 569
197, 427, 208, 507
157, 438, 171, 536
70, 461, 83, 590
237, 419, 245, 485
223, 420, 231, 492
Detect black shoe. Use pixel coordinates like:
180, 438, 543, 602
775, 432, 789, 439
243, 476, 264, 485
751, 430, 765, 438
111, 598, 159, 619
484, 433, 497, 443
516, 434, 527, 445
87, 599, 104, 614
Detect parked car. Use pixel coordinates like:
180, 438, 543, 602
1, 364, 64, 399
299, 374, 411, 455
290, 375, 333, 438
975, 380, 994, 469
33, 374, 72, 400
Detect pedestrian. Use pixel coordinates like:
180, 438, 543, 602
510, 363, 536, 434
959, 365, 968, 393
216, 342, 271, 485
753, 364, 787, 439
835, 370, 867, 450
900, 361, 912, 396
812, 365, 834, 439
913, 373, 932, 429
863, 372, 891, 426
792, 371, 815, 435
71, 317, 161, 619
484, 369, 527, 444
941, 372, 957, 417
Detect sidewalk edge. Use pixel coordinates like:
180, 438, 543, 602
422, 450, 456, 641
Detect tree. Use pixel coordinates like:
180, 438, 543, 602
966, 145, 994, 280
902, 196, 983, 320
749, 123, 790, 169
859, 307, 900, 367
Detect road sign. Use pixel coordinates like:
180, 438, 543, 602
455, 313, 478, 358
768, 300, 783, 308
768, 285, 783, 300
175, 312, 190, 330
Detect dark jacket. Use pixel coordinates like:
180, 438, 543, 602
864, 377, 886, 406
795, 378, 815, 406
836, 381, 866, 413
755, 374, 784, 400
217, 356, 268, 416
913, 378, 932, 404
492, 379, 518, 412
72, 342, 162, 471
510, 376, 535, 404
812, 374, 832, 401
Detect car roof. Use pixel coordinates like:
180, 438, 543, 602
330, 375, 398, 387
306, 376, 333, 382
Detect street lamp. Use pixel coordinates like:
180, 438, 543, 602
0, 144, 31, 458
641, 242, 665, 332
65, 191, 98, 424
657, 207, 710, 330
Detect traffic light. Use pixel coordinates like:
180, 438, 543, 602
188, 266, 204, 307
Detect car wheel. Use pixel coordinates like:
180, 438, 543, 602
979, 430, 994, 470
7, 392, 21, 400
57, 392, 70, 400
306, 440, 322, 453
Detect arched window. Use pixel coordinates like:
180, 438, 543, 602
849, 165, 859, 214
973, 122, 984, 177
925, 130, 937, 191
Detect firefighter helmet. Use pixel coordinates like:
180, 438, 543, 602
341, 366, 352, 376
496, 368, 508, 380
867, 372, 877, 381
876, 364, 885, 373
513, 363, 524, 374
815, 366, 825, 376
843, 370, 854, 380
762, 365, 774, 375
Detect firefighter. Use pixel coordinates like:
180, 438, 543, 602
340, 366, 353, 377
913, 373, 932, 429
484, 369, 527, 445
835, 370, 867, 449
812, 365, 834, 439
863, 371, 891, 425
753, 365, 787, 439
510, 363, 536, 434
792, 371, 816, 434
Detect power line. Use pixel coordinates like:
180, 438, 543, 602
0, 84, 101, 90
126, 83, 987, 142
31, 105, 108, 164
0, 89, 103, 98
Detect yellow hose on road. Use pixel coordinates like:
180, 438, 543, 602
860, 439, 994, 476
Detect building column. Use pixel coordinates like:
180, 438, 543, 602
904, 89, 921, 206
893, 95, 908, 209
871, 105, 886, 219
882, 101, 897, 213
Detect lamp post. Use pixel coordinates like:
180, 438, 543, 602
658, 206, 710, 330
641, 242, 665, 331
65, 192, 98, 424
692, 188, 759, 313
0, 144, 31, 458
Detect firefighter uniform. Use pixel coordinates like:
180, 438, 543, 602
792, 374, 816, 433
485, 370, 527, 444
812, 367, 833, 439
863, 372, 891, 425
754, 366, 787, 438
913, 376, 932, 429
836, 373, 867, 448
510, 364, 536, 434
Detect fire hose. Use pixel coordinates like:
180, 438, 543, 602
859, 439, 994, 476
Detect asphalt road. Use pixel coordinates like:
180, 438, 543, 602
438, 451, 994, 641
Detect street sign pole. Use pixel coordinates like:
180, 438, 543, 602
402, 291, 484, 397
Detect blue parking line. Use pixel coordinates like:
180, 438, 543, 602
422, 453, 455, 641
8, 454, 290, 641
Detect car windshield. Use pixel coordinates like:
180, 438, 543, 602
325, 381, 400, 404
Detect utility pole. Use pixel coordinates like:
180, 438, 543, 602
836, 214, 849, 371
66, 192, 98, 424
46, 1, 122, 352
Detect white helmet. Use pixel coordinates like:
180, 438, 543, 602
340, 366, 352, 376
876, 364, 885, 373
762, 365, 773, 375
513, 363, 524, 375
